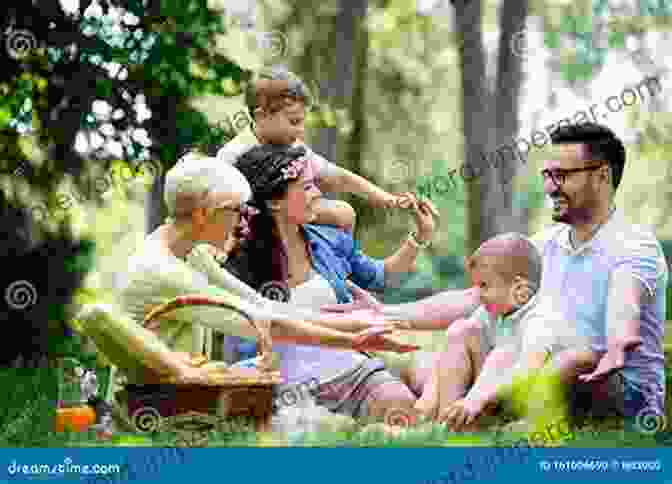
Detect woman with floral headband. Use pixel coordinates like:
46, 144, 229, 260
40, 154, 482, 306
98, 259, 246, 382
225, 144, 437, 420
110, 153, 417, 385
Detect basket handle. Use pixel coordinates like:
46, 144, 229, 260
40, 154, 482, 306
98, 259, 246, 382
142, 296, 275, 373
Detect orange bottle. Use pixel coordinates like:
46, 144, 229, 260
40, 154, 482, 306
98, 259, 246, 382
54, 406, 97, 432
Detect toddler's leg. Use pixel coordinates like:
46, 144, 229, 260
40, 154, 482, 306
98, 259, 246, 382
313, 198, 357, 233
414, 317, 493, 418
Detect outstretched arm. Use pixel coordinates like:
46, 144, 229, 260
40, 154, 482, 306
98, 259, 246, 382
271, 317, 417, 353
185, 243, 399, 331
145, 294, 418, 354
317, 163, 398, 209
579, 270, 645, 382
380, 287, 482, 330
382, 199, 436, 281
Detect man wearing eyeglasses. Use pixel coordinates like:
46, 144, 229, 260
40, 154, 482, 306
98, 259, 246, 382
532, 122, 668, 424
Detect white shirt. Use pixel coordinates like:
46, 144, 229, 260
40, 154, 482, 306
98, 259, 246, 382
272, 269, 367, 385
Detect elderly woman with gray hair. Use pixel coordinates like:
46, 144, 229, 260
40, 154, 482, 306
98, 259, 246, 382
116, 153, 415, 384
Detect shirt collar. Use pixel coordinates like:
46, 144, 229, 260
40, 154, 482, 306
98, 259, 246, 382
555, 206, 619, 255
499, 291, 540, 327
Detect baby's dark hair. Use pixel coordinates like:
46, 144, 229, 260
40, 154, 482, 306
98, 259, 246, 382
244, 67, 313, 118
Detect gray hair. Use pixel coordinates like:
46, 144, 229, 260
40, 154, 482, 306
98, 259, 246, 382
164, 152, 252, 222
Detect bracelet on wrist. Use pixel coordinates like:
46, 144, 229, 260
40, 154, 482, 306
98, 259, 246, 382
408, 231, 432, 249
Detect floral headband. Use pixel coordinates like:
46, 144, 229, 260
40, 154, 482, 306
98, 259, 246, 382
237, 203, 260, 239
280, 158, 306, 181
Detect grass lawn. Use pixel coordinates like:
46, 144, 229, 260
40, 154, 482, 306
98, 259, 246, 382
3, 323, 671, 448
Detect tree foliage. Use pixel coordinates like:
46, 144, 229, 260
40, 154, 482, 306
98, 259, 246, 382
0, 0, 247, 363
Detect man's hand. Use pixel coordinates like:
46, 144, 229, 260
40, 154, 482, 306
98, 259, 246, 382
397, 192, 439, 216
439, 398, 485, 430
353, 326, 419, 353
410, 197, 437, 243
578, 338, 642, 382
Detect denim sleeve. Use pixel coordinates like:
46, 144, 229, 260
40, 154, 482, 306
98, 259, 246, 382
343, 232, 386, 291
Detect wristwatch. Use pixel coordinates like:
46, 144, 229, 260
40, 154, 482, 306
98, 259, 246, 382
408, 231, 432, 249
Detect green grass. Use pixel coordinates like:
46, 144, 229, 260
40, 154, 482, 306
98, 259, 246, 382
4, 321, 671, 448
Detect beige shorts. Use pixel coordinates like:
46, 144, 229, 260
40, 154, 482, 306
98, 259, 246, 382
314, 358, 401, 419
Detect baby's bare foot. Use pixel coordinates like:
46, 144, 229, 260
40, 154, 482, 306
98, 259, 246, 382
382, 424, 406, 437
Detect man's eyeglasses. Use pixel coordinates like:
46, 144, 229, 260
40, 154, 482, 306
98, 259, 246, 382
541, 163, 605, 187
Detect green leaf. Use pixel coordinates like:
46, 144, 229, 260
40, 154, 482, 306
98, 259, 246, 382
0, 107, 12, 128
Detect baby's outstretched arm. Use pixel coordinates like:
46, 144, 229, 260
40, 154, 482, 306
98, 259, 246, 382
319, 164, 399, 209
439, 346, 518, 428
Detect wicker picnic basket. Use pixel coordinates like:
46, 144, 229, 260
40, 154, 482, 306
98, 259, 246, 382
77, 298, 281, 433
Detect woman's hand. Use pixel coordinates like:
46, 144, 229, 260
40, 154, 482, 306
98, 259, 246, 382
352, 326, 419, 353
320, 281, 383, 313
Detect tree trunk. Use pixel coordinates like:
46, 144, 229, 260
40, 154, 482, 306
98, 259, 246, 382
143, 94, 179, 234
312, 0, 369, 223
493, 0, 528, 235
456, 0, 528, 252
145, 173, 166, 234
454, 0, 492, 253
340, 0, 373, 235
